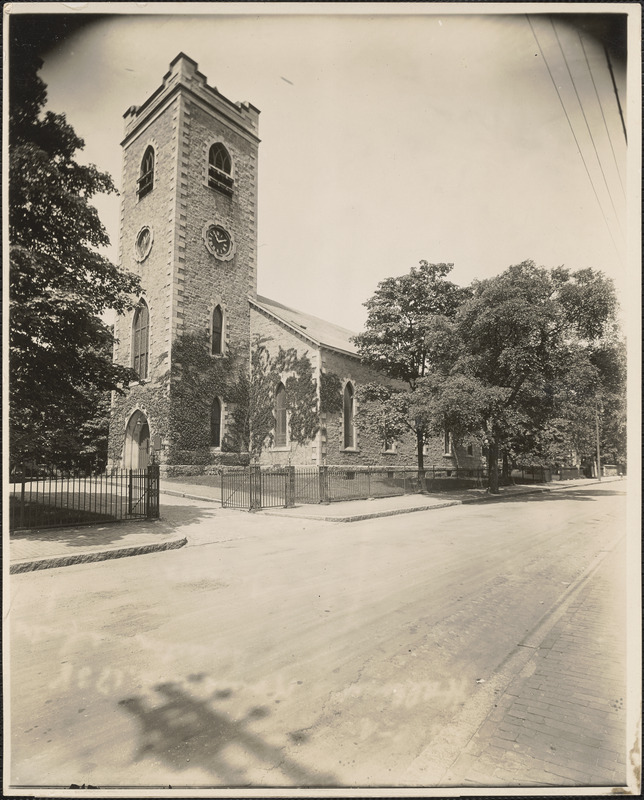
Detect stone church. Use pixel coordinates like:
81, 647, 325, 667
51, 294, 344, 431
107, 54, 481, 473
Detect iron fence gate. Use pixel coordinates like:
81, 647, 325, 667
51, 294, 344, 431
221, 467, 293, 510
221, 468, 251, 509
9, 464, 160, 532
127, 464, 160, 519
293, 466, 320, 504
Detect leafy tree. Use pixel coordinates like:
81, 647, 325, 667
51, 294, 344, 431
353, 262, 467, 475
593, 339, 627, 468
9, 43, 141, 468
543, 337, 626, 471
355, 259, 620, 492
415, 262, 619, 491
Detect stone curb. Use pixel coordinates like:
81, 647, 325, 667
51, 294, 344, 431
161, 488, 222, 504
239, 478, 619, 523
261, 499, 462, 523
260, 485, 557, 523
10, 536, 187, 574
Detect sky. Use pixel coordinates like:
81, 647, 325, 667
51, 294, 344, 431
8, 3, 636, 332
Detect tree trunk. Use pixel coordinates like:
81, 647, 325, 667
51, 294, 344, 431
416, 428, 427, 492
501, 450, 510, 484
487, 436, 500, 494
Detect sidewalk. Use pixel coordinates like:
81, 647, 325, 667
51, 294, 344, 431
9, 517, 186, 574
259, 476, 621, 522
405, 534, 630, 788
8, 477, 621, 573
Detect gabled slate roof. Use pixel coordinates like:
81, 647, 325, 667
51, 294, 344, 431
251, 294, 359, 356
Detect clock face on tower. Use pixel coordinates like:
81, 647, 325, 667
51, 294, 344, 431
204, 223, 235, 261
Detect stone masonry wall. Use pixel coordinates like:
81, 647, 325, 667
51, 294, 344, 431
174, 99, 257, 344
320, 348, 418, 466
166, 93, 258, 460
108, 91, 180, 466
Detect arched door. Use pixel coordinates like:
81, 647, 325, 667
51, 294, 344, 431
138, 422, 150, 469
124, 411, 150, 469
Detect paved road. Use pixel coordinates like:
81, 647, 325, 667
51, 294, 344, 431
8, 483, 631, 790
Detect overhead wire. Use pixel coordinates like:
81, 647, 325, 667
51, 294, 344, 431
526, 15, 624, 266
551, 19, 624, 240
578, 32, 625, 199
604, 46, 627, 144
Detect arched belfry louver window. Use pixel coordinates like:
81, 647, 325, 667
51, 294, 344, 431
132, 300, 150, 380
208, 143, 234, 197
138, 146, 155, 199
210, 397, 222, 448
275, 383, 287, 448
211, 305, 223, 355
343, 382, 355, 449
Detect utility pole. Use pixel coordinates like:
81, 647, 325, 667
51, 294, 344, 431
595, 401, 602, 481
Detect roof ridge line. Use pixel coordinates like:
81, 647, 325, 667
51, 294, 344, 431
249, 295, 360, 359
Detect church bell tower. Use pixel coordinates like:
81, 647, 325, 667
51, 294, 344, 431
108, 54, 260, 469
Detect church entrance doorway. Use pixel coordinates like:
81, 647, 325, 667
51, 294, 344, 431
124, 410, 150, 469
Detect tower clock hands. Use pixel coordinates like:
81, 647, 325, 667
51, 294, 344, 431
204, 224, 233, 259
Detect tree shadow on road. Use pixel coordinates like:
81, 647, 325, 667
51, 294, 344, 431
117, 676, 336, 787
158, 502, 220, 527
9, 502, 220, 548
492, 486, 626, 504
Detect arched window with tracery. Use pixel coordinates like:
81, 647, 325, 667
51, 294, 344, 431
211, 305, 223, 355
210, 397, 222, 448
444, 429, 452, 455
274, 383, 287, 448
138, 146, 155, 199
343, 382, 355, 449
132, 300, 149, 380
208, 143, 234, 197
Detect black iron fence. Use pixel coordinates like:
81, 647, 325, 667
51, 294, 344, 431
220, 465, 489, 510
321, 466, 488, 502
509, 466, 552, 484
554, 466, 582, 480
9, 465, 160, 532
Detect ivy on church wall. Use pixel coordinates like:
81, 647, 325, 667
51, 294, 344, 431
319, 371, 343, 414
168, 333, 320, 463
280, 350, 319, 447
247, 338, 275, 458
248, 335, 319, 459
168, 333, 249, 463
